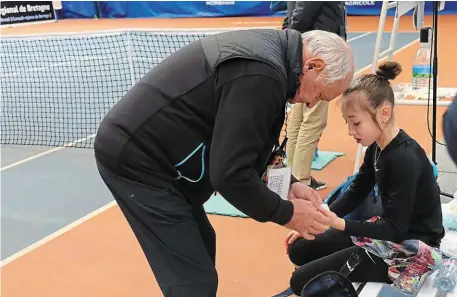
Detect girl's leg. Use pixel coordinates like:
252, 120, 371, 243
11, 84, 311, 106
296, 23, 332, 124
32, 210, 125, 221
290, 245, 391, 296
287, 228, 353, 266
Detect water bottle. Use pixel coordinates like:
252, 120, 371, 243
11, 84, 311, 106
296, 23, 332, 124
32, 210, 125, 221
442, 198, 457, 231
412, 27, 432, 91
434, 258, 457, 295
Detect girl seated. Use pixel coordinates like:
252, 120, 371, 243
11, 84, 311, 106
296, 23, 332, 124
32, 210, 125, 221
285, 61, 445, 296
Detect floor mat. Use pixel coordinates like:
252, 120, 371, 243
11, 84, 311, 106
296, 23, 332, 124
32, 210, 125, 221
204, 194, 248, 217
311, 151, 344, 170
203, 151, 344, 217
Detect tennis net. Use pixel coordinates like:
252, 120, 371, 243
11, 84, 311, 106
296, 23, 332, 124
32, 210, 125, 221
0, 29, 216, 148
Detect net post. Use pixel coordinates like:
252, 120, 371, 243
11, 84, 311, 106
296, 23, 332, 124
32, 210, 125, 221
387, 11, 401, 61
126, 31, 135, 87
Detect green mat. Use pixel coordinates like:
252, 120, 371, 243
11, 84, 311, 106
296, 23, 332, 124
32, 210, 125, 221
311, 151, 344, 170
204, 194, 249, 217
204, 151, 345, 217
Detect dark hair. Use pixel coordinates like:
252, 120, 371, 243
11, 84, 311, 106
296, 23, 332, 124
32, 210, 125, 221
340, 61, 402, 126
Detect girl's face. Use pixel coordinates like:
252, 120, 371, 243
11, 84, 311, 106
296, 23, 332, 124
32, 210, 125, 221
341, 98, 382, 147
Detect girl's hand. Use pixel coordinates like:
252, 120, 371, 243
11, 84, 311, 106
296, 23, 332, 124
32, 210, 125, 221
285, 230, 302, 252
319, 207, 346, 231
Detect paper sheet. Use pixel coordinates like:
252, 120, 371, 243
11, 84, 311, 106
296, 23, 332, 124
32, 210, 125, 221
267, 167, 291, 200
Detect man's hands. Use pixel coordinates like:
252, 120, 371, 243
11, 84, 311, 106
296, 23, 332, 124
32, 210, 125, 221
284, 182, 346, 241
283, 207, 344, 252
284, 199, 331, 240
285, 182, 328, 240
288, 182, 321, 209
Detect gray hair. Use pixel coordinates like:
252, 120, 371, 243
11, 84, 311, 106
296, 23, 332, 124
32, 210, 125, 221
301, 30, 353, 85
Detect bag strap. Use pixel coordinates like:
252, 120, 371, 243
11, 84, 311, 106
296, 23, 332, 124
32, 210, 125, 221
339, 250, 367, 295
356, 282, 367, 294
339, 250, 362, 277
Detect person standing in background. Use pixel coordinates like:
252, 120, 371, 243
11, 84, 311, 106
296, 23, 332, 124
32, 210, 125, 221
443, 94, 457, 166
284, 2, 347, 190
52, 1, 63, 19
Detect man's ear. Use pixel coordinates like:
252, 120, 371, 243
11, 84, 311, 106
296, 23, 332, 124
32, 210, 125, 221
307, 57, 325, 71
303, 57, 325, 75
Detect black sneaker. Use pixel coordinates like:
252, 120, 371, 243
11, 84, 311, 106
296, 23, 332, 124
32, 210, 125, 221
309, 176, 327, 190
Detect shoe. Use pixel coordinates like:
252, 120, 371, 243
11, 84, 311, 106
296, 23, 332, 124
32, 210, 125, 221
309, 176, 327, 190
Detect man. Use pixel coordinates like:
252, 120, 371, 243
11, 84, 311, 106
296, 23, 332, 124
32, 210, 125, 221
94, 28, 354, 296
284, 1, 348, 190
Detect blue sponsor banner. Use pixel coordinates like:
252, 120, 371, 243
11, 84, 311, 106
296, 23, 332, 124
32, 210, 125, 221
62, 1, 280, 19
345, 1, 456, 16
61, 1, 457, 19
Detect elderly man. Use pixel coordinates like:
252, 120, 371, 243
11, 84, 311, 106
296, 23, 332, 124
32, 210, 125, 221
285, 1, 348, 190
94, 28, 354, 296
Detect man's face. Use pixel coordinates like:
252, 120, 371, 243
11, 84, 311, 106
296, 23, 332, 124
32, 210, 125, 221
290, 57, 354, 108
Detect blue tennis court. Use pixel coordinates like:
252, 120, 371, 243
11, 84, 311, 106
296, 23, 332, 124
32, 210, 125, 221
1, 30, 420, 261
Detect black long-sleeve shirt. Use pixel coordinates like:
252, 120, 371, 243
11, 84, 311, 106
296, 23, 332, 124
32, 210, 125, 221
208, 59, 295, 224
330, 129, 445, 246
95, 55, 295, 226
95, 29, 304, 226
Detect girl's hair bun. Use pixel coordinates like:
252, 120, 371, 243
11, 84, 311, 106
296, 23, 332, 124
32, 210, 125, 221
375, 61, 402, 80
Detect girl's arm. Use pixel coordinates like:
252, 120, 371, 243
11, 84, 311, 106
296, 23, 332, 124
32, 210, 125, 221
329, 145, 376, 218
334, 148, 421, 242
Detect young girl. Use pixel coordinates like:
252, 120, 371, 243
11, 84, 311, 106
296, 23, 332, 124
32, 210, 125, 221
285, 61, 445, 296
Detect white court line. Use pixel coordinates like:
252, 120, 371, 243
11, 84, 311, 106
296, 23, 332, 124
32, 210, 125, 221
0, 134, 96, 171
231, 21, 283, 25
1, 31, 404, 267
1, 26, 279, 39
354, 38, 419, 75
0, 201, 117, 267
346, 32, 371, 43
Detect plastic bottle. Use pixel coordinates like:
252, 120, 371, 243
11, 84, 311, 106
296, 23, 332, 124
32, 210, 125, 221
412, 27, 432, 91
434, 258, 457, 295
442, 198, 457, 231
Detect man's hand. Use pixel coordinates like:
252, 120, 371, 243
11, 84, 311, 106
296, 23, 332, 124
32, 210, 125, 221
284, 199, 331, 240
288, 182, 322, 208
